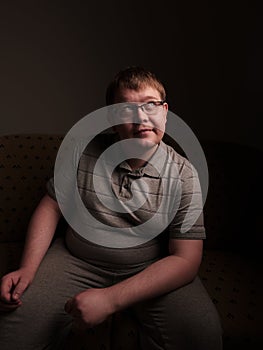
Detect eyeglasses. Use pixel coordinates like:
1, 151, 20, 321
113, 100, 166, 119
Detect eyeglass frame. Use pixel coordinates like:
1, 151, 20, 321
112, 100, 167, 118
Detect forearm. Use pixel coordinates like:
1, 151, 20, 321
65, 254, 201, 329
107, 254, 201, 312
106, 239, 203, 312
19, 194, 62, 276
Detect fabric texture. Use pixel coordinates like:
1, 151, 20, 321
0, 134, 223, 349
46, 133, 205, 265
0, 238, 223, 350
1, 134, 262, 348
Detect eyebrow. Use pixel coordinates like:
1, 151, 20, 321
125, 96, 161, 103
116, 95, 162, 103
142, 96, 161, 101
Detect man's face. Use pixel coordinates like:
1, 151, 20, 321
112, 86, 168, 148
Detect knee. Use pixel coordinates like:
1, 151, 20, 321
164, 294, 223, 350
186, 308, 223, 350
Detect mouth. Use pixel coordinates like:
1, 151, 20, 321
134, 128, 154, 136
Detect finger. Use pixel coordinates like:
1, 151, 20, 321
0, 300, 22, 312
11, 280, 28, 301
0, 278, 14, 303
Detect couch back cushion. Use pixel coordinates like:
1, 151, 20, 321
0, 134, 63, 243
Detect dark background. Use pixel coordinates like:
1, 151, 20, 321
0, 1, 262, 150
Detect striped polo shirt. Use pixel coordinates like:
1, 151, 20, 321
47, 133, 205, 266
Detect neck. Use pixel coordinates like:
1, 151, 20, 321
127, 144, 158, 170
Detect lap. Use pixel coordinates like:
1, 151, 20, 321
0, 238, 111, 350
131, 276, 223, 350
0, 239, 223, 350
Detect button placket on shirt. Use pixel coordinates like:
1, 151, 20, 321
120, 170, 144, 199
120, 174, 131, 198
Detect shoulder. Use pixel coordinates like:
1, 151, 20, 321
161, 141, 196, 178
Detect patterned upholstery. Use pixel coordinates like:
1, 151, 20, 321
0, 134, 262, 349
0, 135, 62, 244
199, 250, 262, 349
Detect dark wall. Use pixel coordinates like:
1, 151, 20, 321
0, 1, 262, 150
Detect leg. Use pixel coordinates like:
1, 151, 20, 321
0, 238, 109, 350
131, 276, 223, 350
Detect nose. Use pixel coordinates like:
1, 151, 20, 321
134, 107, 149, 123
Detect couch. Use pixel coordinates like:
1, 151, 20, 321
0, 134, 262, 349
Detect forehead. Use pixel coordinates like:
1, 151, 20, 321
114, 86, 162, 103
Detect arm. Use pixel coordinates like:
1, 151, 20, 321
19, 194, 62, 275
107, 238, 203, 309
0, 194, 61, 310
65, 239, 203, 328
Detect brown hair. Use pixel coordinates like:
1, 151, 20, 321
106, 66, 166, 105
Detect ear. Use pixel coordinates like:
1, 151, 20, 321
163, 102, 168, 123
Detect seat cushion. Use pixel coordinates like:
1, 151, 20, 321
199, 249, 263, 348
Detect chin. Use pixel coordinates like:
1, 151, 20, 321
135, 137, 158, 149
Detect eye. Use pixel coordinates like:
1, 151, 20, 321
144, 102, 156, 112
119, 104, 135, 114
148, 102, 155, 107
123, 105, 134, 112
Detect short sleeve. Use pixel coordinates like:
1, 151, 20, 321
168, 158, 206, 240
46, 177, 57, 201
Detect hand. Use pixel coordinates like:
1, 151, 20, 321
65, 288, 115, 330
0, 268, 34, 312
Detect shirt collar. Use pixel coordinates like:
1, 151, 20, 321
118, 141, 168, 178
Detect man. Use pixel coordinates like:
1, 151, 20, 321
0, 66, 223, 349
